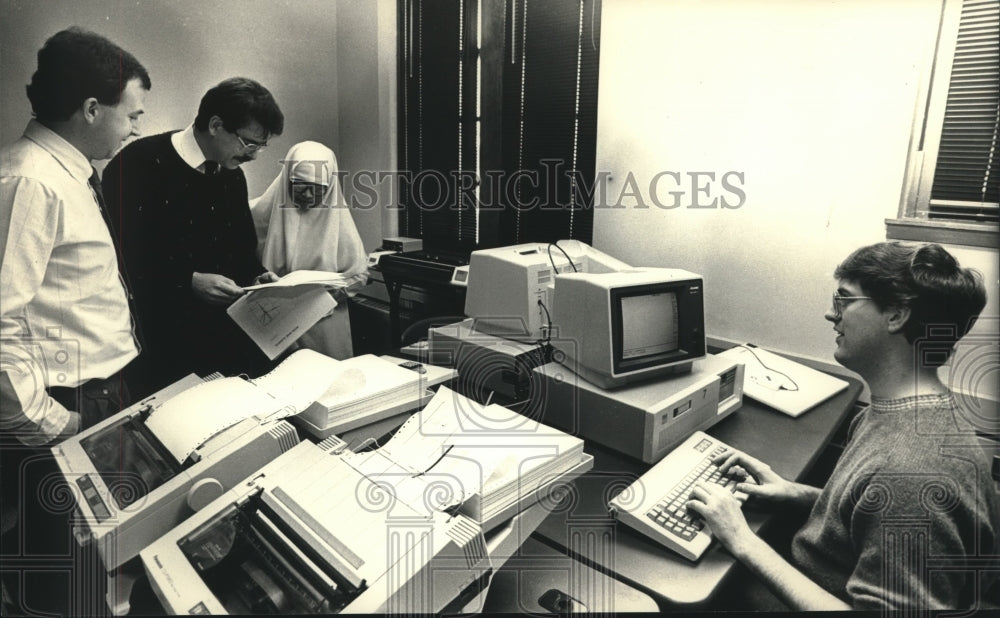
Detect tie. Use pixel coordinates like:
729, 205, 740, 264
90, 168, 144, 350
203, 160, 220, 175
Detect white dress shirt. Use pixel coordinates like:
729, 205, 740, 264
0, 120, 139, 445
171, 125, 213, 173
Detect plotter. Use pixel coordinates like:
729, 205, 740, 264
141, 437, 488, 614
51, 350, 352, 613
51, 373, 303, 614
51, 346, 590, 615
142, 386, 593, 614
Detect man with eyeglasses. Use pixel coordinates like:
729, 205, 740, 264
104, 77, 284, 396
686, 242, 997, 611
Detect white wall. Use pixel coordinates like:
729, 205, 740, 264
594, 0, 999, 401
334, 0, 398, 251
0, 0, 385, 251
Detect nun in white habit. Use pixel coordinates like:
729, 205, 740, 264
250, 141, 368, 360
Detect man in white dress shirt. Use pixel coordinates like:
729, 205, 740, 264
0, 27, 150, 615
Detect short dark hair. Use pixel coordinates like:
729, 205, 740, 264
26, 27, 151, 123
835, 241, 987, 366
193, 77, 284, 137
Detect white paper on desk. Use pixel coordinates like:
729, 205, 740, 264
243, 269, 350, 291
315, 355, 422, 413
145, 377, 295, 463
227, 285, 336, 359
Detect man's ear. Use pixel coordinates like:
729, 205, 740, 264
81, 97, 100, 125
886, 305, 911, 335
207, 115, 225, 136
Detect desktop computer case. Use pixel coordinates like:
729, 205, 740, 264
532, 354, 744, 464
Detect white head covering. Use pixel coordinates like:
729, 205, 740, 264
250, 141, 367, 278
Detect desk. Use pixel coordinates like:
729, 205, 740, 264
372, 259, 467, 347
532, 376, 863, 608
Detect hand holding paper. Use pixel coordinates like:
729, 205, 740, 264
243, 269, 351, 291
228, 270, 346, 359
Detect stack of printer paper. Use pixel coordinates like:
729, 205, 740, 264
295, 354, 428, 435
340, 387, 592, 531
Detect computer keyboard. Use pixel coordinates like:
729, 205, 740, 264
608, 431, 750, 561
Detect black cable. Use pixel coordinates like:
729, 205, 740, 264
537, 298, 553, 344
548, 242, 578, 273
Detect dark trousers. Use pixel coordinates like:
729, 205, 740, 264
1, 373, 130, 617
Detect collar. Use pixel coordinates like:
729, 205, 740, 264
170, 125, 212, 172
870, 392, 954, 413
23, 120, 93, 183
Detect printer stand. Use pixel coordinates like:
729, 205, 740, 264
459, 500, 554, 613
107, 558, 144, 615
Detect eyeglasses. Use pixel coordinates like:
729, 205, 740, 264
289, 181, 326, 207
831, 291, 873, 319
232, 131, 268, 153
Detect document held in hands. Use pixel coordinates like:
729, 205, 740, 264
227, 270, 348, 359
242, 269, 352, 291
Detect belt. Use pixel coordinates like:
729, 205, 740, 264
46, 374, 123, 410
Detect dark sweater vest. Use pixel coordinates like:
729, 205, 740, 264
104, 132, 269, 393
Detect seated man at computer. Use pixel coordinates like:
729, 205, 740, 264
686, 241, 998, 611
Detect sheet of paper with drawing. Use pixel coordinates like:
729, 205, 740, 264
338, 387, 585, 523
716, 344, 850, 417
227, 282, 336, 360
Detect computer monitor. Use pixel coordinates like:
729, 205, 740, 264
550, 269, 706, 388
464, 240, 629, 342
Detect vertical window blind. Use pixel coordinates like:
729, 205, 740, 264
928, 0, 999, 224
399, 0, 601, 251
499, 0, 600, 245
399, 0, 479, 249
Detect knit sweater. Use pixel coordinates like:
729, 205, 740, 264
792, 393, 999, 610
103, 132, 269, 393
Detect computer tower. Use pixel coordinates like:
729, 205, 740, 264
531, 354, 744, 464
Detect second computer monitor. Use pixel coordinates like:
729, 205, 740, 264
551, 269, 706, 389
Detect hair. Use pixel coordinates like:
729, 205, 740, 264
834, 241, 987, 366
193, 77, 284, 137
25, 27, 151, 123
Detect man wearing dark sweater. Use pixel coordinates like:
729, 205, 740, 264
104, 77, 284, 396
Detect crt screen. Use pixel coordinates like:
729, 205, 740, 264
620, 292, 679, 360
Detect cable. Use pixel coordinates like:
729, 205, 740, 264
547, 242, 578, 274
537, 298, 552, 344
737, 344, 799, 391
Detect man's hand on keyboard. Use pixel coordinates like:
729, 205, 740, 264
686, 482, 753, 554
710, 449, 801, 504
707, 449, 823, 511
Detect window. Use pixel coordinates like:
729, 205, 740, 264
398, 0, 601, 253
497, 0, 600, 245
398, 0, 479, 250
889, 0, 999, 248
